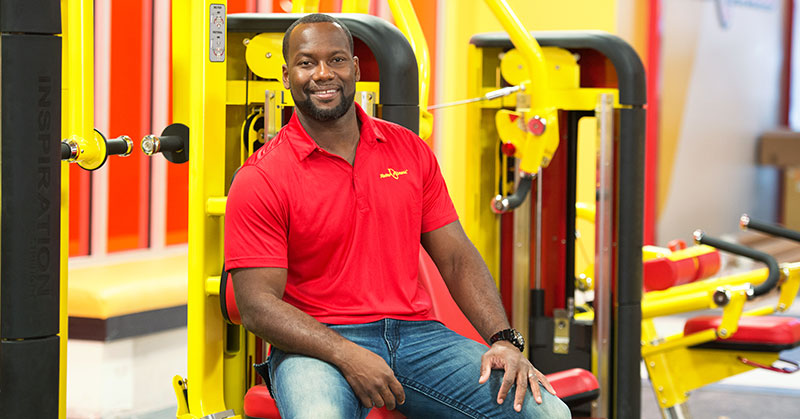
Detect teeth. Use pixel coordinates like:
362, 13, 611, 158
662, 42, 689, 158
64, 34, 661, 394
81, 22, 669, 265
314, 89, 337, 94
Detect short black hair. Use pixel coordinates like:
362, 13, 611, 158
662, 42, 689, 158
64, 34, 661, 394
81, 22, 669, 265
282, 13, 354, 63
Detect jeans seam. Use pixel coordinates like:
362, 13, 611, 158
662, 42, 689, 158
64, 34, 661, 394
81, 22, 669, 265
397, 375, 484, 419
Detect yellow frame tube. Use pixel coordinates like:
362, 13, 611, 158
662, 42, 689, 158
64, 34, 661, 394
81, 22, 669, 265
386, 0, 432, 138
61, 1, 96, 417
643, 268, 768, 302
174, 0, 235, 416
482, 0, 549, 106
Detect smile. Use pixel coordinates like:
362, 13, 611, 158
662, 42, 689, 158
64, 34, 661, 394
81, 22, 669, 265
310, 89, 340, 100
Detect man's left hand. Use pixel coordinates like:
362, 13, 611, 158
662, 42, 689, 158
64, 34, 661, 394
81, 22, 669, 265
478, 341, 557, 412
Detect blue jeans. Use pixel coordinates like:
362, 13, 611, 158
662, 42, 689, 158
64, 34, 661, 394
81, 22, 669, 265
260, 319, 571, 419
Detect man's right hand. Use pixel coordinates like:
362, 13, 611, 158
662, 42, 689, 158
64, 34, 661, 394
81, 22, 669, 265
337, 344, 406, 410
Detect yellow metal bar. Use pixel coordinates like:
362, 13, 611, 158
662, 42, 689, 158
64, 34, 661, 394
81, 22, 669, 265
206, 197, 227, 216
174, 0, 229, 416
61, 1, 96, 417
341, 0, 369, 13
643, 267, 768, 302
777, 263, 800, 311
386, 0, 433, 139
641, 329, 717, 357
642, 290, 716, 319
717, 287, 747, 338
743, 306, 775, 317
483, 0, 548, 105
206, 276, 221, 296
292, 0, 320, 13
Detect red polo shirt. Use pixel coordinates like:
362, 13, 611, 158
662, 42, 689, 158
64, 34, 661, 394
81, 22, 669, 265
224, 104, 458, 324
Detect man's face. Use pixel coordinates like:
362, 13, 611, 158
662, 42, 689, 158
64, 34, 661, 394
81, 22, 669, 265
282, 22, 360, 122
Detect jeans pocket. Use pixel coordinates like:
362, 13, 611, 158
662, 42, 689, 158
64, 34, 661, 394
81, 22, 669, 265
253, 358, 275, 399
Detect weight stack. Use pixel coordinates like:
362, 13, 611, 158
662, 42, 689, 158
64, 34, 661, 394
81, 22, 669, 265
0, 1, 62, 418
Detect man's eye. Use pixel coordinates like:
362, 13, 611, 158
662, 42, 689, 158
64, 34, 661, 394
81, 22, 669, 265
332, 57, 345, 63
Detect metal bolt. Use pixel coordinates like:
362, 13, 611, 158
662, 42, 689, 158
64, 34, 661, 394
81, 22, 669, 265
266, 52, 272, 58
243, 38, 250, 46
719, 328, 728, 337
657, 386, 663, 392
649, 361, 655, 367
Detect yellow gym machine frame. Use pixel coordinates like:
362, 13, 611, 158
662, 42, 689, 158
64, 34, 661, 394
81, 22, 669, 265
166, 0, 597, 418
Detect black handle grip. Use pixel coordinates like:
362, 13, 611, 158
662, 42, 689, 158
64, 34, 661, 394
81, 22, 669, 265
106, 136, 132, 156
491, 174, 533, 214
740, 214, 800, 243
157, 135, 185, 152
694, 230, 779, 297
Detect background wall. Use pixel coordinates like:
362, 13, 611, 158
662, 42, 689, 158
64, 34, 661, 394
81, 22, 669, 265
656, 0, 786, 244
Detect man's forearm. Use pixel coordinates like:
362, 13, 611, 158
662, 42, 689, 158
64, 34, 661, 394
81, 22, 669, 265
240, 293, 357, 366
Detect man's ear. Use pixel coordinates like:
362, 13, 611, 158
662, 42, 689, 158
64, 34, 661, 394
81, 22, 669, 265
353, 56, 360, 82
282, 64, 290, 89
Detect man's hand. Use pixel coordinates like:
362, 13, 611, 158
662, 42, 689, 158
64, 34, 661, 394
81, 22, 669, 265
337, 344, 406, 410
478, 341, 557, 412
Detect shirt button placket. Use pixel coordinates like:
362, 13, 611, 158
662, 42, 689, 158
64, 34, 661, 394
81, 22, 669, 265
353, 171, 369, 213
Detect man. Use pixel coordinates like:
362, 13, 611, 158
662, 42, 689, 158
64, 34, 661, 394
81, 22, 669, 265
225, 13, 570, 419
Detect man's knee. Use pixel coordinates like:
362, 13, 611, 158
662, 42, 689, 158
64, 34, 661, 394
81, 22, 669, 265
521, 390, 571, 419
280, 401, 359, 419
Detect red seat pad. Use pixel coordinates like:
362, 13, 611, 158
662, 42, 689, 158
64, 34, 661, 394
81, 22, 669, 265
244, 385, 280, 419
684, 316, 800, 345
545, 368, 599, 397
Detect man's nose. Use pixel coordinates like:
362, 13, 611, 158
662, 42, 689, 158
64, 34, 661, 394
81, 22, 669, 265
313, 62, 335, 80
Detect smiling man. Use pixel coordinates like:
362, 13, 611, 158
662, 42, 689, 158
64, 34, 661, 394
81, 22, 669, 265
224, 13, 570, 419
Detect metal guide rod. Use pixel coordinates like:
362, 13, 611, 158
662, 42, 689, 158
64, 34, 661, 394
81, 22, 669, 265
593, 93, 614, 418
535, 167, 542, 290
512, 159, 532, 359
428, 85, 523, 110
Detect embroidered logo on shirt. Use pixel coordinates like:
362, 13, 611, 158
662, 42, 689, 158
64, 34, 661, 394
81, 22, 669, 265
379, 168, 408, 180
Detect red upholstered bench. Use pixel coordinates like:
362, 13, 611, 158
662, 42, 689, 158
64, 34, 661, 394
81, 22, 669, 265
224, 247, 600, 418
684, 315, 800, 352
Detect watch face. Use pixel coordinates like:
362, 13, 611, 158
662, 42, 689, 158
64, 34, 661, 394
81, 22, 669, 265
512, 330, 525, 346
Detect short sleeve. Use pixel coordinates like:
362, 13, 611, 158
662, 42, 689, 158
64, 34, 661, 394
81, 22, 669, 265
224, 166, 289, 269
419, 140, 459, 233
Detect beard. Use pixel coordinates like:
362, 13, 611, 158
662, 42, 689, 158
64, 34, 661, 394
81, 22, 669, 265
293, 87, 355, 122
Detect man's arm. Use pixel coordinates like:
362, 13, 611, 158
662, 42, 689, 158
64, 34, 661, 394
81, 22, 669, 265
230, 267, 405, 410
420, 220, 557, 412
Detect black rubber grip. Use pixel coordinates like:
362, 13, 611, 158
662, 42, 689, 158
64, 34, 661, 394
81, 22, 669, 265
106, 137, 130, 156
695, 231, 779, 297
741, 216, 800, 243
158, 135, 184, 152
61, 142, 71, 160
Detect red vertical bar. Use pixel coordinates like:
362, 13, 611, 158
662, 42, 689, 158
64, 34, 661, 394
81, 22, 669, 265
107, 0, 153, 252
644, 0, 660, 245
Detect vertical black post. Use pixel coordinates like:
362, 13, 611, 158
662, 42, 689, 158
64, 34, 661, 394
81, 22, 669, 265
614, 106, 645, 418
0, 1, 62, 418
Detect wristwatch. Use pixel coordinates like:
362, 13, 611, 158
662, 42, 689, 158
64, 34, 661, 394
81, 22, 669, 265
489, 328, 525, 352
